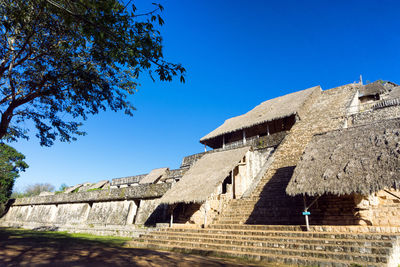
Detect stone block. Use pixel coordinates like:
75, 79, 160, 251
39, 191, 55, 196
64, 184, 83, 194
88, 180, 109, 190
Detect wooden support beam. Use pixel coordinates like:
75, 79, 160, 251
170, 205, 175, 228
384, 189, 400, 200
302, 195, 320, 231
303, 195, 310, 231
204, 208, 207, 227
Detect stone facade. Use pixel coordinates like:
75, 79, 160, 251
0, 183, 171, 236
2, 81, 400, 241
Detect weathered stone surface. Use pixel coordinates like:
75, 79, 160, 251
135, 199, 168, 225
88, 180, 109, 190
12, 183, 171, 206
111, 175, 146, 186
53, 203, 89, 224
39, 191, 55, 196
86, 201, 135, 225
64, 184, 83, 193
350, 104, 400, 126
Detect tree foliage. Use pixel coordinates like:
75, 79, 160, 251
58, 183, 68, 192
22, 183, 55, 197
0, 143, 28, 203
0, 0, 185, 146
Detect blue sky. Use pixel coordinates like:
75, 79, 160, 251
11, 0, 400, 191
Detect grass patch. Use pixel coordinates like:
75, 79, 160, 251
0, 227, 131, 247
87, 188, 102, 192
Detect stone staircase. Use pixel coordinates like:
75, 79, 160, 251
217, 84, 359, 226
129, 85, 400, 266
128, 224, 400, 266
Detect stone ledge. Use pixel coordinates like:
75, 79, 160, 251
11, 183, 171, 206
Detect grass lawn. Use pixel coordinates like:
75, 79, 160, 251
0, 227, 131, 247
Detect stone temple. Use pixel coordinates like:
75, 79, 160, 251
2, 80, 400, 266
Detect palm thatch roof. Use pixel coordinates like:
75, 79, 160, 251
388, 86, 400, 99
139, 168, 168, 184
200, 86, 320, 143
160, 146, 251, 204
286, 118, 400, 196
359, 81, 388, 97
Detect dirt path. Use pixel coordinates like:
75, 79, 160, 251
0, 228, 266, 267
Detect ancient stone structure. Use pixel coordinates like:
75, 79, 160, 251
3, 80, 400, 266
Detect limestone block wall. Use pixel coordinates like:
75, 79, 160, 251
349, 104, 400, 126
86, 201, 136, 225
304, 190, 400, 227
11, 183, 171, 206
177, 194, 231, 226
135, 199, 168, 225
1, 184, 171, 229
53, 203, 89, 224
355, 189, 400, 226
307, 195, 359, 226
244, 148, 274, 193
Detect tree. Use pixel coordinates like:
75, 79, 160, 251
0, 0, 185, 146
58, 183, 68, 192
23, 183, 55, 196
0, 143, 28, 204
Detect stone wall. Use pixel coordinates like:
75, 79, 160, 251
11, 183, 170, 206
136, 199, 168, 226
307, 194, 359, 226
349, 104, 400, 126
304, 189, 400, 227
0, 184, 171, 235
111, 175, 146, 186
174, 191, 232, 227
355, 189, 400, 227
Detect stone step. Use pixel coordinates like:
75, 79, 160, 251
144, 231, 394, 249
218, 212, 355, 219
127, 241, 383, 267
216, 220, 246, 224
208, 224, 400, 234
132, 238, 388, 264
164, 227, 399, 241
224, 201, 355, 209
217, 219, 302, 224
220, 207, 305, 214
209, 224, 306, 231
227, 199, 293, 204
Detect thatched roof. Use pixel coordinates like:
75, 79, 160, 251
388, 86, 400, 99
359, 81, 388, 97
286, 118, 400, 196
200, 86, 320, 143
160, 146, 251, 204
139, 168, 168, 184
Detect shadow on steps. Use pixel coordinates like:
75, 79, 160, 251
245, 166, 361, 226
245, 166, 304, 225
